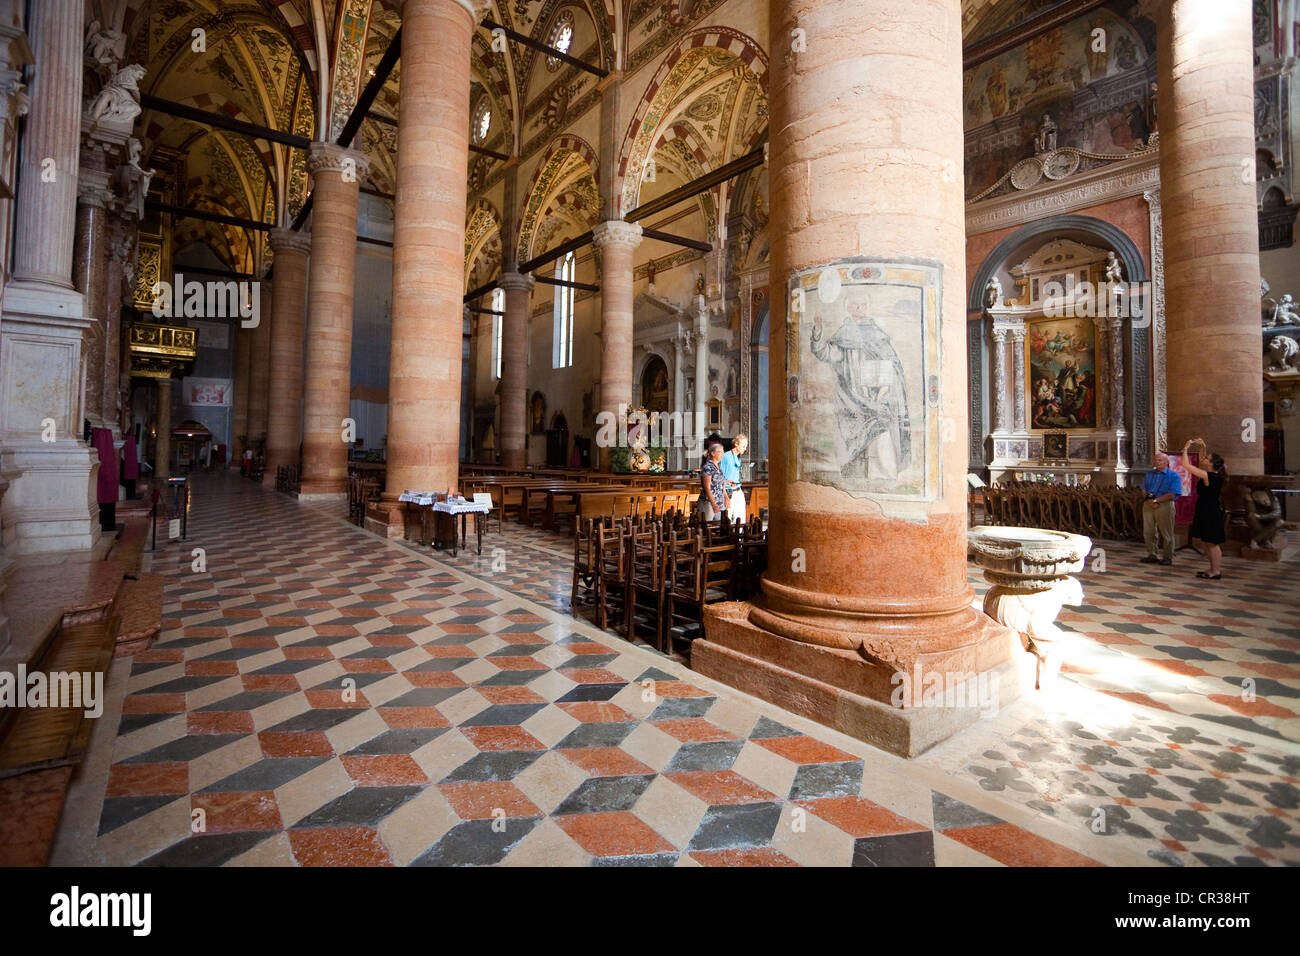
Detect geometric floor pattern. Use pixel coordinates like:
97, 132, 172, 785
50, 471, 1299, 866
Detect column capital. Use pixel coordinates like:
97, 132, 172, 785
77, 180, 113, 208
498, 271, 534, 292
991, 326, 1008, 343
592, 219, 642, 250
307, 142, 370, 180
398, 0, 490, 22
269, 227, 312, 256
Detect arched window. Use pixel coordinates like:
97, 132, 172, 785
546, 11, 574, 71
552, 251, 575, 368
491, 288, 505, 379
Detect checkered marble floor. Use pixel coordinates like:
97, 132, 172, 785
50, 472, 1298, 866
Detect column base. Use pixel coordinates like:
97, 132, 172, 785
295, 490, 346, 505
695, 600, 1025, 757
0, 441, 103, 561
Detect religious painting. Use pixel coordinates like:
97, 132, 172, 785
1043, 431, 1068, 461
640, 356, 670, 413
786, 258, 941, 506
530, 391, 546, 435
1027, 317, 1097, 430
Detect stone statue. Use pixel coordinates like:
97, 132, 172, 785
1266, 335, 1300, 372
85, 20, 126, 69
1244, 488, 1285, 549
985, 274, 1003, 308
1035, 114, 1058, 154
695, 272, 705, 297
1262, 276, 1271, 298
1104, 251, 1124, 284
87, 63, 146, 128
1270, 293, 1299, 328
119, 137, 155, 220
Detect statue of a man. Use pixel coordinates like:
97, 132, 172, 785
1035, 114, 1058, 154
1272, 293, 1299, 328
985, 274, 1003, 308
87, 63, 146, 127
1104, 251, 1124, 284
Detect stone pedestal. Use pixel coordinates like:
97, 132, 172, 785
1158, 0, 1263, 473
263, 229, 311, 485
694, 0, 1017, 757
373, 0, 477, 534
299, 144, 367, 501
498, 272, 533, 470
0, 0, 100, 560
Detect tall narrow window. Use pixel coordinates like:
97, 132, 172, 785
491, 288, 504, 379
552, 251, 575, 368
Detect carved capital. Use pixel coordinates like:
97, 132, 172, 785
269, 227, 312, 257
497, 271, 535, 293
591, 219, 643, 251
307, 143, 370, 180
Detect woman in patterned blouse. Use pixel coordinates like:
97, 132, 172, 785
698, 442, 728, 520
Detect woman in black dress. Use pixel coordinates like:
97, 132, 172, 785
1182, 438, 1226, 579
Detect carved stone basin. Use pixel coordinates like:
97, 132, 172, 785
968, 526, 1091, 589
967, 526, 1093, 688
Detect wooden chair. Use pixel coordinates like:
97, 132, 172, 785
626, 524, 666, 647
595, 523, 629, 632
665, 534, 735, 653
571, 517, 599, 610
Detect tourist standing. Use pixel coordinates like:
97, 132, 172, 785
698, 441, 728, 520
1183, 438, 1227, 579
721, 433, 748, 522
1140, 451, 1182, 566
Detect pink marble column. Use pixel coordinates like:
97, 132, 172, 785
245, 279, 273, 451
375, 0, 479, 531
1158, 0, 1263, 473
592, 220, 642, 464
498, 272, 533, 469
299, 144, 368, 500
232, 327, 251, 459
102, 215, 130, 435
694, 0, 1017, 757
154, 378, 172, 481
72, 181, 111, 425
263, 228, 312, 484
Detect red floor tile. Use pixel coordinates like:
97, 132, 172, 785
191, 790, 281, 833
340, 755, 429, 787
288, 826, 393, 866
554, 811, 674, 858
438, 781, 542, 820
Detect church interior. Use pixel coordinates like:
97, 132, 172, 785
0, 0, 1297, 873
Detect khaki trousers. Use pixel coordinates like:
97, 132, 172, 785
1143, 499, 1175, 560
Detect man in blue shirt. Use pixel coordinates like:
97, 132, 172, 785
1140, 451, 1182, 565
720, 433, 748, 522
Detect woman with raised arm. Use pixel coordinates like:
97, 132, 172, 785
1183, 437, 1227, 580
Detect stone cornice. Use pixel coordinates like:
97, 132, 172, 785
966, 152, 1161, 236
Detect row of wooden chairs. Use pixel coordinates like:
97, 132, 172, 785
348, 474, 382, 526
572, 510, 767, 655
981, 481, 1148, 540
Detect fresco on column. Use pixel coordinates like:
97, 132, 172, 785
786, 260, 942, 506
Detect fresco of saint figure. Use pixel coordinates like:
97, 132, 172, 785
810, 288, 911, 481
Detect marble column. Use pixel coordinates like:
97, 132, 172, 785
155, 378, 173, 481
593, 220, 643, 465
990, 327, 1010, 434
1158, 0, 1263, 473
245, 278, 273, 452
694, 0, 1018, 757
1109, 317, 1126, 438
232, 327, 251, 459
103, 214, 131, 437
0, 0, 101, 557
73, 180, 111, 427
299, 144, 368, 501
263, 228, 311, 484
693, 295, 708, 452
1010, 328, 1026, 432
498, 272, 533, 469
1092, 318, 1111, 428
375, 0, 478, 532
672, 331, 687, 470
